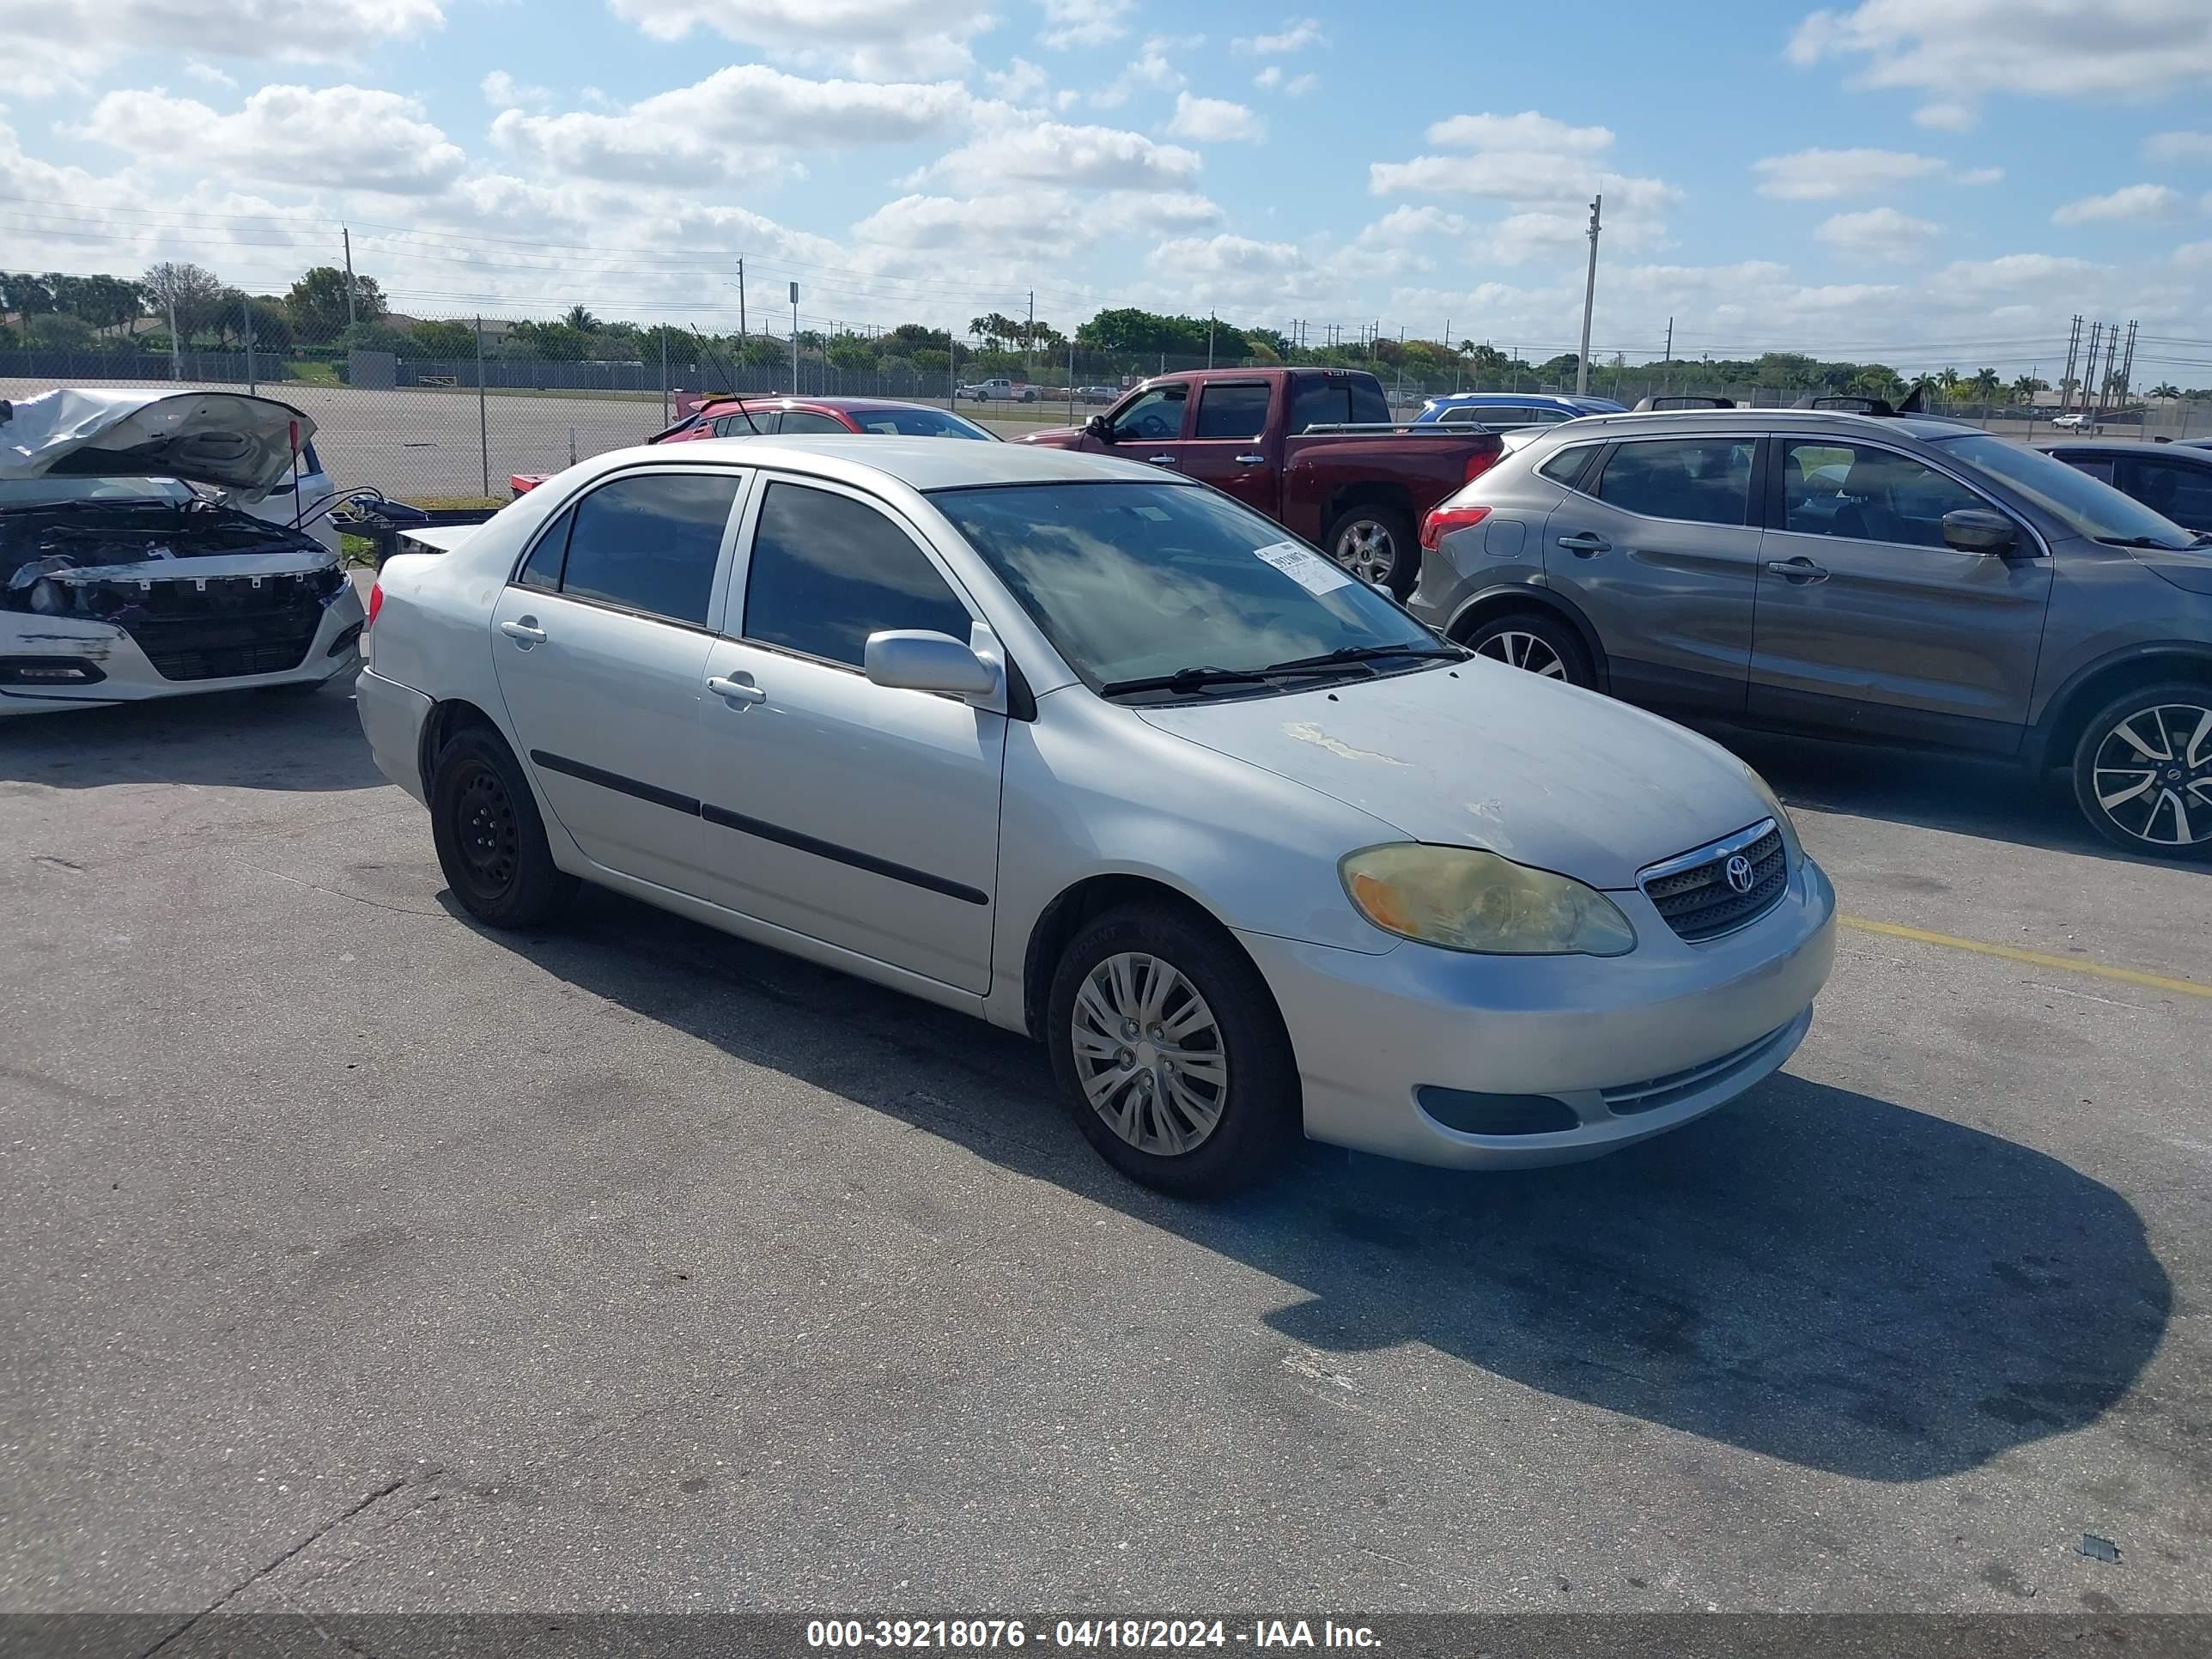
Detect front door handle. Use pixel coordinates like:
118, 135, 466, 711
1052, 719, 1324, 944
707, 674, 767, 706
1765, 556, 1831, 583
499, 618, 547, 644
1146, 454, 1179, 466
1555, 532, 1610, 556
1234, 453, 1266, 465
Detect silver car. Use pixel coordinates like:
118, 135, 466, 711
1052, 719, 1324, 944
358, 437, 1835, 1195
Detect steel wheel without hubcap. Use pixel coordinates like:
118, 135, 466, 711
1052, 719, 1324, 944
2089, 702, 2212, 849
1329, 519, 1399, 587
453, 763, 520, 901
1474, 629, 1568, 678
1070, 952, 1230, 1157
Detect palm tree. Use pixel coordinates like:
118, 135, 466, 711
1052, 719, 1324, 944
1968, 368, 2002, 406
563, 304, 599, 332
2150, 382, 2182, 399
2008, 374, 2043, 406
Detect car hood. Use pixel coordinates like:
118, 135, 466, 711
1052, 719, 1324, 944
0, 389, 316, 500
2129, 542, 2212, 596
1134, 660, 1773, 890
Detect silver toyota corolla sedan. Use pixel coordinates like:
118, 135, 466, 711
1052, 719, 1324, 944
358, 437, 1835, 1195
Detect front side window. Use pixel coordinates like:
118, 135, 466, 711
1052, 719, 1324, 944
1595, 437, 1755, 526
1779, 440, 1981, 549
774, 410, 854, 435
930, 480, 1440, 696
1109, 386, 1186, 442
743, 481, 972, 668
1193, 384, 1271, 441
1935, 432, 2197, 549
556, 471, 741, 625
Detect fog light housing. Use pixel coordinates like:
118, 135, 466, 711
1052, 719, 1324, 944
326, 622, 364, 658
0, 656, 106, 685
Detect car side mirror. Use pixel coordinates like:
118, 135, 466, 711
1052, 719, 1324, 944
1085, 414, 1113, 441
1942, 508, 2018, 556
864, 629, 1000, 699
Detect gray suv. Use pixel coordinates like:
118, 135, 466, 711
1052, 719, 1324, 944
1410, 409, 2212, 859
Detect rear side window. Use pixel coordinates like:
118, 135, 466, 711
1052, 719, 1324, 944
1291, 380, 1349, 431
555, 471, 741, 625
1194, 384, 1270, 440
1537, 445, 1598, 491
742, 482, 973, 668
775, 410, 853, 434
515, 503, 574, 591
2057, 455, 2116, 485
1347, 380, 1389, 424
2118, 458, 2212, 528
1596, 438, 1755, 526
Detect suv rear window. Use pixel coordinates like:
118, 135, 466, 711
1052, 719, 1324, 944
1595, 438, 1754, 526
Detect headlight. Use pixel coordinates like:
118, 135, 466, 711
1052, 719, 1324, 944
1742, 769, 1802, 864
1339, 844, 1637, 957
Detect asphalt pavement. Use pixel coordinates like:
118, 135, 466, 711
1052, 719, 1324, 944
1, 677, 2206, 1617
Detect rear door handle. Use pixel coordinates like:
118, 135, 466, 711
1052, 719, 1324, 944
1146, 454, 1179, 466
1555, 532, 1610, 556
1765, 556, 1830, 583
707, 674, 767, 706
1234, 453, 1266, 465
499, 618, 546, 644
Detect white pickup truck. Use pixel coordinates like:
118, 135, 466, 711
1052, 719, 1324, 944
957, 378, 1036, 403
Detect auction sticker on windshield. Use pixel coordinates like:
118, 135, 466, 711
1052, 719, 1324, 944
1254, 540, 1353, 596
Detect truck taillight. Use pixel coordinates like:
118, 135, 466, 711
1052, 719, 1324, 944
1463, 447, 1502, 483
366, 580, 384, 630
1420, 505, 1491, 552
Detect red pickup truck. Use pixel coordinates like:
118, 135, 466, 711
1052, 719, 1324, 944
1019, 367, 1502, 594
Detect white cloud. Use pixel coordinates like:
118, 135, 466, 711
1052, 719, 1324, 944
1364, 205, 1468, 241
73, 84, 465, 196
1425, 111, 1613, 154
1815, 205, 1939, 258
1489, 210, 1585, 264
1089, 35, 1190, 107
1234, 16, 1326, 53
2148, 130, 2212, 164
1036, 0, 1132, 49
1371, 151, 1675, 211
605, 0, 994, 79
985, 58, 1051, 104
481, 70, 551, 110
0, 0, 442, 94
490, 67, 971, 187
1955, 166, 2002, 185
1254, 65, 1281, 89
182, 61, 236, 88
2051, 183, 2185, 225
1936, 252, 2103, 289
1789, 0, 2212, 102
919, 118, 1202, 192
1913, 100, 1973, 131
1165, 93, 1263, 143
1752, 147, 1945, 199
855, 185, 1219, 252
1284, 72, 1319, 96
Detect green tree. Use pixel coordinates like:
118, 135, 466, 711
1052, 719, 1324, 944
1967, 368, 2002, 404
0, 271, 57, 316
409, 319, 478, 357
2009, 374, 2046, 404
24, 313, 94, 349
47, 273, 143, 336
214, 291, 292, 351
827, 333, 878, 373
2150, 381, 2182, 399
562, 304, 600, 332
142, 261, 224, 343
285, 265, 385, 338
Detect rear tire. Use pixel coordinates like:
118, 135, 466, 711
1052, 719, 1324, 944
2069, 682, 2212, 860
1046, 902, 1299, 1199
429, 724, 580, 925
1459, 610, 1595, 689
1322, 505, 1419, 599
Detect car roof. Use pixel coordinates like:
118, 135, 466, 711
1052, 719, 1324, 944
2037, 438, 2203, 456
1424, 392, 1616, 409
1540, 408, 1981, 441
700, 395, 955, 414
659, 434, 1169, 491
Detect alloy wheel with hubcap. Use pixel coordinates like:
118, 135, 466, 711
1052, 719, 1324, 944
1329, 518, 1400, 588
1070, 951, 1230, 1157
2086, 700, 2212, 852
1474, 629, 1568, 678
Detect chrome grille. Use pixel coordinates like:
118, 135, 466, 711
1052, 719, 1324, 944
1639, 819, 1788, 942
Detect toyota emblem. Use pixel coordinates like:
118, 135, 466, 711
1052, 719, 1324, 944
1723, 854, 1756, 895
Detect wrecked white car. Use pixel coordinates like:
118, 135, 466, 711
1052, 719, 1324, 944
0, 389, 365, 717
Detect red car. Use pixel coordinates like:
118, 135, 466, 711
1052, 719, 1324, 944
509, 396, 996, 496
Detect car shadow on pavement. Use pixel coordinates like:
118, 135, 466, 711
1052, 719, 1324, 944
0, 679, 385, 793
471, 883, 2173, 1487
1708, 725, 2203, 872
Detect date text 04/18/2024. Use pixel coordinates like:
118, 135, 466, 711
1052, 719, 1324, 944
805, 1620, 1382, 1650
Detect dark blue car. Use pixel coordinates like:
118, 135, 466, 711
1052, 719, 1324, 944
1413, 392, 1627, 429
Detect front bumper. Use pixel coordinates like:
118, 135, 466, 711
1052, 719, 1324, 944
1240, 853, 1837, 1168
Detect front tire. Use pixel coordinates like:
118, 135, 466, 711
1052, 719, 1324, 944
430, 724, 580, 925
2069, 684, 2212, 860
1322, 504, 1418, 599
1047, 902, 1299, 1198
1460, 609, 1595, 689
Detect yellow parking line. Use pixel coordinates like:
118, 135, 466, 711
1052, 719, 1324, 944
1838, 914, 2212, 1000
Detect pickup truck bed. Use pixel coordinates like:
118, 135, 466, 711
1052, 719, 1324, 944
1019, 367, 1500, 595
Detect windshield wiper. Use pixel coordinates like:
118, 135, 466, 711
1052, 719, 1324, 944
1257, 641, 1466, 674
2095, 534, 2194, 550
1098, 665, 1276, 696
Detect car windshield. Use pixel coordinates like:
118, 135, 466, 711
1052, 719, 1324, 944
1934, 433, 2199, 549
930, 481, 1443, 696
847, 407, 997, 441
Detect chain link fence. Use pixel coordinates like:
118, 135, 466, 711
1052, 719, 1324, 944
1, 311, 2197, 504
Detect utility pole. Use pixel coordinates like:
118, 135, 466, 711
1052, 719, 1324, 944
737, 258, 746, 340
1027, 289, 1036, 374
1206, 311, 1215, 369
2081, 321, 2103, 417
2057, 314, 2081, 416
2094, 322, 2120, 420
242, 297, 255, 396
1663, 316, 1673, 394
2117, 319, 2138, 413
476, 316, 489, 499
166, 289, 181, 383
789, 281, 799, 395
343, 227, 357, 331
1577, 192, 1602, 397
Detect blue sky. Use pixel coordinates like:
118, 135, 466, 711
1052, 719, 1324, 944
8, 0, 2212, 377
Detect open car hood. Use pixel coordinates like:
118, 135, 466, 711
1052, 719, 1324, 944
0, 389, 316, 501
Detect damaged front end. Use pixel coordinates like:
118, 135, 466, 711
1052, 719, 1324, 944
2, 494, 353, 690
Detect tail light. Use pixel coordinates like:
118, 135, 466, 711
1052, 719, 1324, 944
365, 580, 384, 630
1463, 447, 1502, 483
1420, 504, 1491, 553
